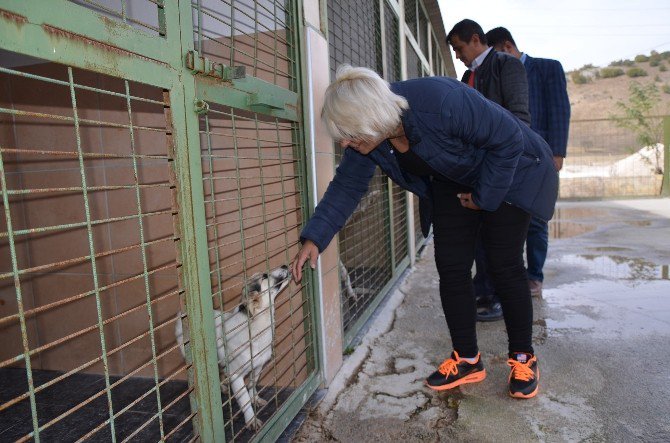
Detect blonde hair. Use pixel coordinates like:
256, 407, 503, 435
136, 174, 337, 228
322, 65, 409, 142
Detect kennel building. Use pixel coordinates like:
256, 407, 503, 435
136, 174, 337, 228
0, 0, 453, 441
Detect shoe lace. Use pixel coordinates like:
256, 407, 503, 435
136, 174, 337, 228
438, 357, 459, 376
507, 358, 534, 382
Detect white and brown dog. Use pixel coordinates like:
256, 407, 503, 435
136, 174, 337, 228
175, 265, 291, 430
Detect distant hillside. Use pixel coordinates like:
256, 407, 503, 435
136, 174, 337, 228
567, 52, 670, 120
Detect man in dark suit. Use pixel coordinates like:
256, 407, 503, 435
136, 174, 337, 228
447, 19, 531, 321
486, 26, 571, 297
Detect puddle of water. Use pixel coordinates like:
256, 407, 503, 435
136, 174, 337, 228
588, 246, 631, 252
558, 254, 669, 281
552, 207, 606, 220
549, 220, 597, 239
549, 206, 656, 239
543, 279, 670, 339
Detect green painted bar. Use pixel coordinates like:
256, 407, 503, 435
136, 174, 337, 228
0, 7, 174, 88
0, 0, 181, 66
171, 1, 227, 440
196, 76, 300, 122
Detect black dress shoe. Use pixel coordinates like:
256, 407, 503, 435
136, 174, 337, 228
476, 294, 494, 308
476, 301, 503, 322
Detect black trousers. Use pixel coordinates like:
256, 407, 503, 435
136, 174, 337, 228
431, 178, 533, 357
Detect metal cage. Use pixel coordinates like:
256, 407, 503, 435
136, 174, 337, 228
0, 1, 318, 441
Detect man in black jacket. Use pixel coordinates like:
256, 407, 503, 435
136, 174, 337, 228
447, 19, 530, 125
447, 19, 531, 321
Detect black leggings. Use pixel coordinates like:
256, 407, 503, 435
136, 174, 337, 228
431, 179, 533, 357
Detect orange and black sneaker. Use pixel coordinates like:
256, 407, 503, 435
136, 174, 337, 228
507, 352, 539, 399
424, 351, 486, 391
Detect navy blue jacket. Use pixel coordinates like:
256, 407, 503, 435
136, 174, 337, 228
524, 55, 571, 157
301, 77, 558, 252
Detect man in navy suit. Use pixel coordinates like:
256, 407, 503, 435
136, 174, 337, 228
486, 27, 571, 297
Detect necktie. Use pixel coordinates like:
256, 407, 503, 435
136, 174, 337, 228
467, 69, 476, 88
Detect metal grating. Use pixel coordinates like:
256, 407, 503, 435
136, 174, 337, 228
391, 182, 408, 266
405, 40, 422, 79
327, 0, 383, 77
417, 5, 429, 55
69, 0, 165, 36
327, 0, 396, 339
0, 54, 194, 441
191, 0, 297, 89
383, 1, 402, 83
413, 195, 423, 246
338, 173, 393, 334
197, 103, 315, 441
404, 0, 417, 40
431, 35, 444, 75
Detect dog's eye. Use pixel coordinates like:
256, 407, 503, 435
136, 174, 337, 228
262, 273, 268, 279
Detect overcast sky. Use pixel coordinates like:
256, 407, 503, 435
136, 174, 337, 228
438, 0, 670, 77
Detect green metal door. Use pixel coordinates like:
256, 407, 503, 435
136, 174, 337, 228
0, 0, 318, 441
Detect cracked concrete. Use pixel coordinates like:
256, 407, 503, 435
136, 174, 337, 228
291, 199, 670, 442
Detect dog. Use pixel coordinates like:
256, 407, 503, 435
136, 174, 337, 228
175, 265, 290, 430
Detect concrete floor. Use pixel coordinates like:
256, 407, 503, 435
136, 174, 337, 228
291, 199, 670, 442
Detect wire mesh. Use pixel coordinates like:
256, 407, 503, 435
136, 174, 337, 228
431, 35, 445, 76
391, 182, 408, 266
328, 0, 383, 76
191, 0, 297, 89
413, 195, 423, 246
0, 52, 194, 441
68, 0, 165, 36
383, 1, 401, 83
404, 0, 417, 41
561, 117, 666, 198
405, 39, 423, 79
383, 4, 407, 266
327, 0, 397, 337
196, 102, 314, 441
417, 5, 429, 56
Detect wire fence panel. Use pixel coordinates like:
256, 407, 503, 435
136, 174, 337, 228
405, 39, 422, 80
184, 0, 317, 441
196, 104, 314, 441
562, 117, 665, 198
391, 182, 408, 266
191, 0, 296, 89
0, 55, 194, 442
327, 0, 399, 341
383, 1, 401, 84
412, 196, 423, 246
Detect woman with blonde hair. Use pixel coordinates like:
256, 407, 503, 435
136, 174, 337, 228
291, 65, 558, 399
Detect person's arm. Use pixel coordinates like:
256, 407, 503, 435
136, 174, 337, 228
499, 55, 531, 126
543, 60, 571, 165
440, 87, 524, 211
293, 148, 376, 281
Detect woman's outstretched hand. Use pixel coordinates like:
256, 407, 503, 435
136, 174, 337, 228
291, 239, 320, 283
457, 193, 481, 210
